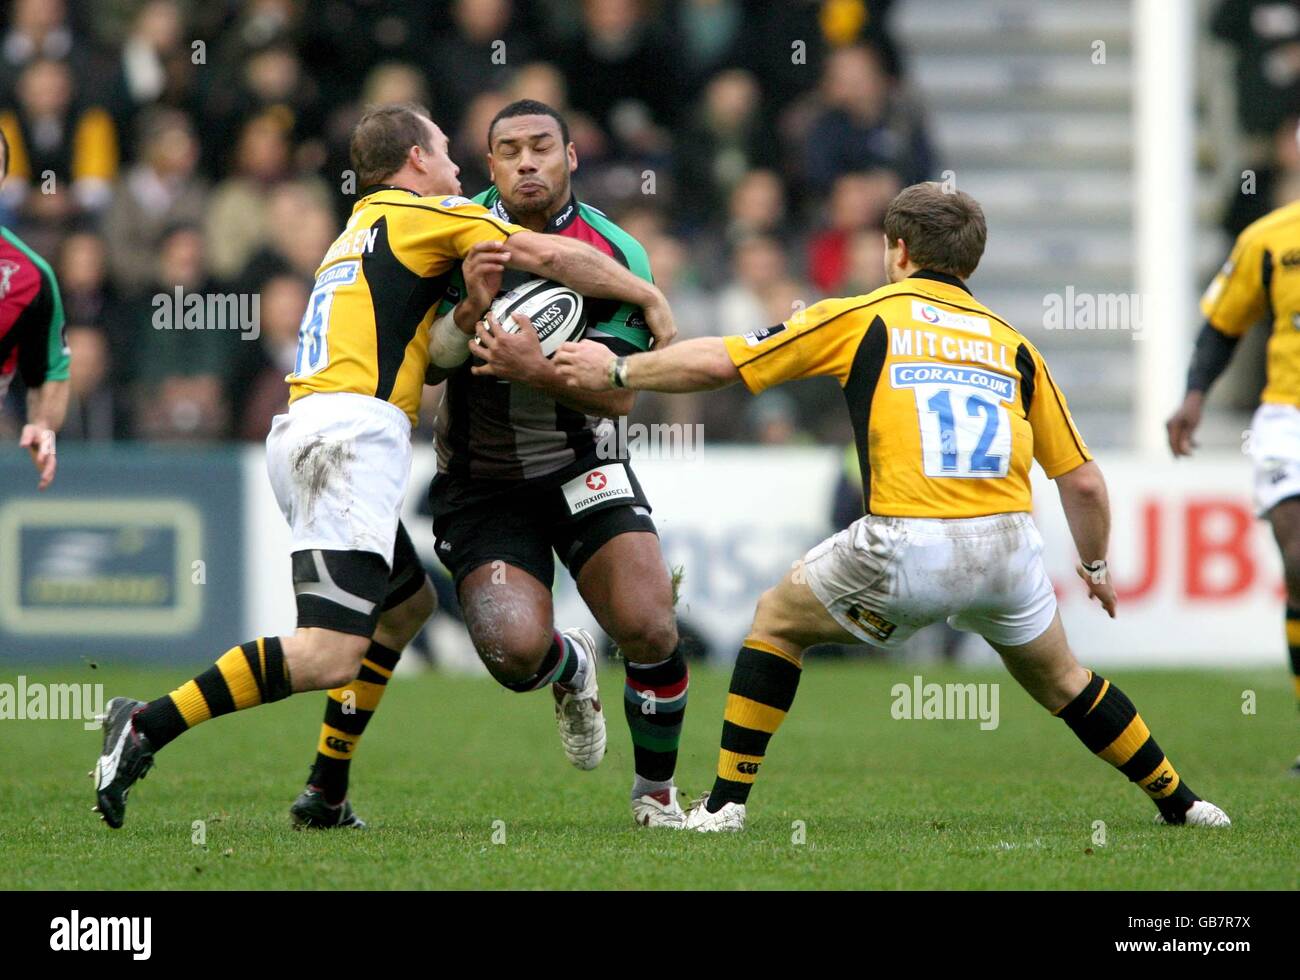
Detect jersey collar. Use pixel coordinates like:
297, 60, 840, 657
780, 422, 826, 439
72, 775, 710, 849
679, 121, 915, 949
908, 269, 973, 295
490, 192, 580, 233
357, 184, 421, 200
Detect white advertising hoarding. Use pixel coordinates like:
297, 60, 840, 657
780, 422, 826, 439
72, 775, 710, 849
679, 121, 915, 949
243, 447, 1282, 667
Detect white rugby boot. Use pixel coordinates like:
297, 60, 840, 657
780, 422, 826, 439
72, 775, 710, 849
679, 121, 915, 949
631, 784, 687, 828
553, 628, 606, 770
1155, 799, 1231, 827
683, 793, 746, 832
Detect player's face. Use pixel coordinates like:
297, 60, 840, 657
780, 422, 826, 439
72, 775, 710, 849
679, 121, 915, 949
488, 115, 576, 217
417, 120, 462, 197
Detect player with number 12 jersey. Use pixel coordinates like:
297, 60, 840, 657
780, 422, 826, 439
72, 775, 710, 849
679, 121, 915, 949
555, 181, 1230, 833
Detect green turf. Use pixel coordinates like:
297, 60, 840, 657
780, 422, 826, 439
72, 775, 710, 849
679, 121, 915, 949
0, 661, 1296, 890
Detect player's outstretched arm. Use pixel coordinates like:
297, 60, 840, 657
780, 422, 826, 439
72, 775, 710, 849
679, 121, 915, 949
1054, 460, 1116, 618
504, 232, 677, 348
554, 337, 739, 394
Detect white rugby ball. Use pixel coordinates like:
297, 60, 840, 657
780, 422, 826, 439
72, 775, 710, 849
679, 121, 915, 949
486, 278, 586, 358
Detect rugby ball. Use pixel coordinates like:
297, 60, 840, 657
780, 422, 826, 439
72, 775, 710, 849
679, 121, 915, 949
486, 278, 586, 358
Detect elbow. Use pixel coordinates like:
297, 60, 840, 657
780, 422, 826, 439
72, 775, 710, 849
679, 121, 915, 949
706, 353, 741, 389
1060, 460, 1107, 503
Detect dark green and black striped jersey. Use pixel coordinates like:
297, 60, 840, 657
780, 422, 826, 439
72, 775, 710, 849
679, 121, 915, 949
0, 226, 69, 398
434, 188, 653, 480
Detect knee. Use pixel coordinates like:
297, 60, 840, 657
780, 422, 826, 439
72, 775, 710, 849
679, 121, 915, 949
752, 587, 785, 637
309, 632, 371, 690
615, 614, 679, 664
385, 580, 436, 639
470, 621, 553, 689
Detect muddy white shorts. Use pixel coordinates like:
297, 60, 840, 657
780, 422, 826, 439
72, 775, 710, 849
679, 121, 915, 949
1249, 402, 1300, 516
801, 512, 1057, 649
265, 392, 413, 566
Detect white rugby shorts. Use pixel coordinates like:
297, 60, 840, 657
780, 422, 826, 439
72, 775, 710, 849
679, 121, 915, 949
801, 512, 1057, 649
265, 392, 413, 565
1248, 402, 1300, 517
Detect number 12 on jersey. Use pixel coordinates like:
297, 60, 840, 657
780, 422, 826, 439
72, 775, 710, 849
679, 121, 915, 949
891, 363, 1016, 479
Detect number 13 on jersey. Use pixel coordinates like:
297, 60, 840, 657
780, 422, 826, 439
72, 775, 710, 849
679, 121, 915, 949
891, 363, 1016, 479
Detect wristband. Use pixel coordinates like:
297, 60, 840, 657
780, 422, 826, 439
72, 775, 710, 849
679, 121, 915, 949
610, 355, 629, 389
428, 307, 471, 368
1080, 558, 1108, 585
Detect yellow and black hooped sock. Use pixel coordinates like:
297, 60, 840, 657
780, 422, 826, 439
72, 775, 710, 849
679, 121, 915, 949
1055, 670, 1200, 822
1286, 606, 1300, 709
135, 638, 292, 750
707, 639, 802, 812
309, 641, 402, 804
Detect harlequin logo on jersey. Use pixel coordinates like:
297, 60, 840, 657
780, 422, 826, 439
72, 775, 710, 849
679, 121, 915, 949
0, 259, 19, 298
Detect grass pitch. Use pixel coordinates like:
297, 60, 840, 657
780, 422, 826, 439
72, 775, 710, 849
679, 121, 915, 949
1, 660, 1295, 890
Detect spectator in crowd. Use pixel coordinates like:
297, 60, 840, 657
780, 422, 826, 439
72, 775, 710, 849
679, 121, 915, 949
1222, 116, 1300, 238
101, 108, 208, 294
320, 61, 430, 222
202, 112, 298, 281
562, 0, 680, 148
235, 182, 336, 291
841, 226, 889, 296
0, 0, 75, 90
205, 38, 326, 176
1212, 0, 1300, 138
669, 0, 745, 90
0, 57, 119, 225
806, 168, 899, 292
62, 325, 116, 441
106, 0, 200, 137
675, 69, 781, 229
803, 43, 934, 196
131, 225, 231, 441
236, 273, 305, 441
452, 90, 512, 193
428, 0, 533, 134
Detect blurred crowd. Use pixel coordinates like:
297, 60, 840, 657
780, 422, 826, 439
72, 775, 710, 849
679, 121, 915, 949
1214, 0, 1300, 237
0, 0, 938, 449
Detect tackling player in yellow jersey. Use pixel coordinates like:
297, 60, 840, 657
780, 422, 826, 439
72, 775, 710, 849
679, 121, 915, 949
91, 102, 677, 829
557, 182, 1229, 831
1167, 195, 1300, 774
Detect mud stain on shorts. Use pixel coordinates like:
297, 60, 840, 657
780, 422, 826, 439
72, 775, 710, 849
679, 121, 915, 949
291, 436, 356, 522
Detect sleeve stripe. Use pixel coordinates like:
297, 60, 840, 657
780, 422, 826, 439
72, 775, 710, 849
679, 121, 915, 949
1041, 362, 1087, 458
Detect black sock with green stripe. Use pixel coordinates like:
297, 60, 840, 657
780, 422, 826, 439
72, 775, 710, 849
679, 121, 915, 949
309, 641, 401, 804
623, 647, 689, 787
708, 641, 802, 812
1055, 670, 1200, 822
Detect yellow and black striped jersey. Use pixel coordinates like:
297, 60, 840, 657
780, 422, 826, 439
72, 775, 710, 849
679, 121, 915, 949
723, 270, 1092, 518
288, 187, 524, 424
1200, 198, 1300, 406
